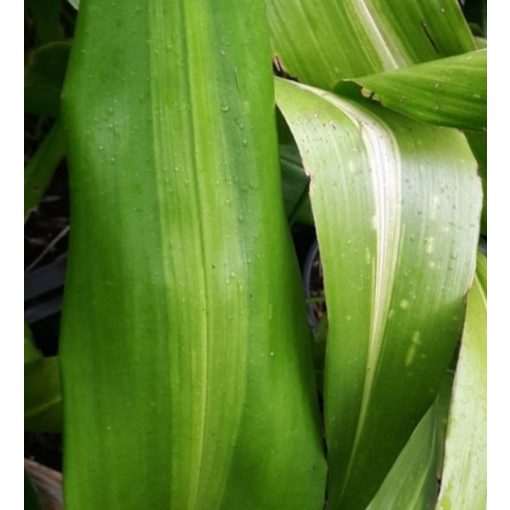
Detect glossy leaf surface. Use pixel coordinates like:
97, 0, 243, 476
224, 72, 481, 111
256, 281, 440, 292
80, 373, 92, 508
60, 1, 325, 509
275, 78, 482, 509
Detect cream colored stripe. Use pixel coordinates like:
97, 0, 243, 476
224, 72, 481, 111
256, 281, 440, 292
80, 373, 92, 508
290, 81, 403, 498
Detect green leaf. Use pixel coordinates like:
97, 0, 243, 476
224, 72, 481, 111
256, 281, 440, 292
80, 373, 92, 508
25, 119, 65, 220
24, 322, 42, 364
266, 0, 475, 89
60, 1, 325, 509
368, 375, 453, 510
25, 42, 71, 117
25, 356, 62, 433
436, 253, 487, 510
341, 50, 486, 131
275, 78, 482, 510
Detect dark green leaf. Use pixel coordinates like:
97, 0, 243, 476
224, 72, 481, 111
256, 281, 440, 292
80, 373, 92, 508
368, 375, 453, 510
25, 42, 71, 117
26, 0, 63, 44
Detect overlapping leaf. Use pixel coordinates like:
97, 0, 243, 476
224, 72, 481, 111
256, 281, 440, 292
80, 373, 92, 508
275, 78, 482, 509
340, 50, 486, 131
266, 0, 475, 89
60, 1, 325, 509
437, 253, 487, 510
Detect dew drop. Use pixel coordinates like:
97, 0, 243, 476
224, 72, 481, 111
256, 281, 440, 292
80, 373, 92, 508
400, 299, 410, 310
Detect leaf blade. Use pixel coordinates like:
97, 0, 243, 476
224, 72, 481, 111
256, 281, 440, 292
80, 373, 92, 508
341, 50, 486, 131
60, 2, 325, 509
275, 77, 482, 509
267, 0, 475, 89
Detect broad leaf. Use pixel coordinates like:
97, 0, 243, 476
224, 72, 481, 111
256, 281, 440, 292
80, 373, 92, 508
436, 253, 487, 509
25, 356, 62, 433
266, 0, 475, 89
60, 1, 325, 509
341, 50, 486, 131
275, 78, 482, 509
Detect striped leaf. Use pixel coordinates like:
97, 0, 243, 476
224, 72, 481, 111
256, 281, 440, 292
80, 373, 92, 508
267, 0, 475, 89
275, 77, 482, 510
60, 1, 325, 509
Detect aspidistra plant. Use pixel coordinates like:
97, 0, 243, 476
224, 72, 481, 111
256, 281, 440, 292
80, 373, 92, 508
23, 0, 486, 508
